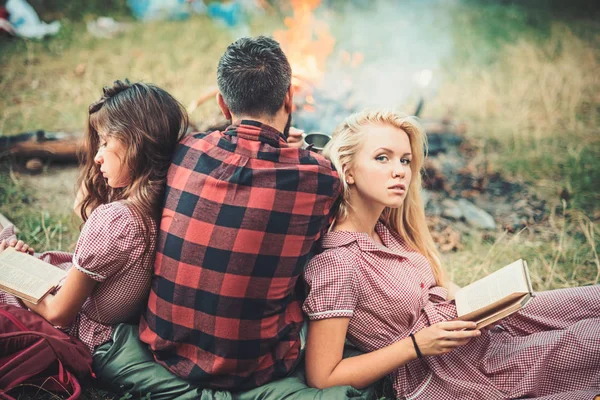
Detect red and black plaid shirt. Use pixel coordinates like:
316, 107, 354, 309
139, 120, 340, 390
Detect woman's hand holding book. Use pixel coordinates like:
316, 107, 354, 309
413, 321, 481, 357
0, 238, 34, 255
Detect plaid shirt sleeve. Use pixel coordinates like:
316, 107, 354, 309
139, 121, 341, 390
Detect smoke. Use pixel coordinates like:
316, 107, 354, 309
293, 0, 457, 133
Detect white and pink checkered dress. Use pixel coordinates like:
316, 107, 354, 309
303, 221, 600, 400
0, 201, 155, 353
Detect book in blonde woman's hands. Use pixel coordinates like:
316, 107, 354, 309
0, 247, 67, 304
455, 259, 533, 329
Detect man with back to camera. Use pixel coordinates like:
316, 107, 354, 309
139, 35, 341, 390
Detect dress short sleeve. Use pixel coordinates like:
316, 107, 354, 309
302, 248, 359, 320
72, 202, 136, 282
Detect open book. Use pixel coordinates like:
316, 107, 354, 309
455, 259, 533, 329
0, 247, 67, 304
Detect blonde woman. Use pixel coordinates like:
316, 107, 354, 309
302, 109, 600, 399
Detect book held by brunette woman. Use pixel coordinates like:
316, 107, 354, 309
0, 247, 67, 304
455, 259, 534, 329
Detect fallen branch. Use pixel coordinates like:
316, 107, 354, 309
187, 87, 219, 114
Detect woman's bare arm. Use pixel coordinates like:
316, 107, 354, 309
305, 317, 480, 390
24, 267, 97, 327
305, 318, 418, 389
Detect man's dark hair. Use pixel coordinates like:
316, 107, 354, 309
217, 36, 292, 117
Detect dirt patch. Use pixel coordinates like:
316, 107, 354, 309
15, 164, 79, 217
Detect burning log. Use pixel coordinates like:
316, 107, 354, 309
0, 130, 81, 171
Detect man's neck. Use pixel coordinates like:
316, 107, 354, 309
233, 113, 287, 134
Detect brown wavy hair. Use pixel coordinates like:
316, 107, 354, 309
77, 79, 188, 240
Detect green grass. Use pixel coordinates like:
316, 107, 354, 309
427, 2, 600, 290
0, 1, 599, 399
445, 205, 600, 291
0, 0, 597, 315
25, 0, 131, 21
0, 169, 78, 252
0, 10, 282, 136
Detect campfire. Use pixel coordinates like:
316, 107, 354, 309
269, 0, 548, 250
173, 1, 550, 251
274, 0, 335, 88
274, 0, 364, 134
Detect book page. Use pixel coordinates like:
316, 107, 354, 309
0, 248, 67, 301
455, 259, 529, 317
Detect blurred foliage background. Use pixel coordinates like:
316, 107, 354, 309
1, 0, 598, 297
0, 0, 598, 397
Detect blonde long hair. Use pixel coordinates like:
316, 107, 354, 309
323, 109, 445, 285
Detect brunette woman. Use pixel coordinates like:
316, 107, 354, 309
0, 79, 188, 353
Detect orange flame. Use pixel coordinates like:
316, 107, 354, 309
273, 0, 335, 86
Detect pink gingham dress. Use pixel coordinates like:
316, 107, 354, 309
0, 202, 155, 353
303, 221, 600, 400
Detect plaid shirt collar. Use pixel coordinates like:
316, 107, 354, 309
225, 119, 288, 147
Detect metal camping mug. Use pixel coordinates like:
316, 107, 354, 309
303, 132, 331, 152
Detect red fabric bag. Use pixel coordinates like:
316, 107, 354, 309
0, 7, 15, 36
0, 304, 93, 399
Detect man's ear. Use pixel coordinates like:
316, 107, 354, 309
283, 85, 294, 114
217, 93, 232, 120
